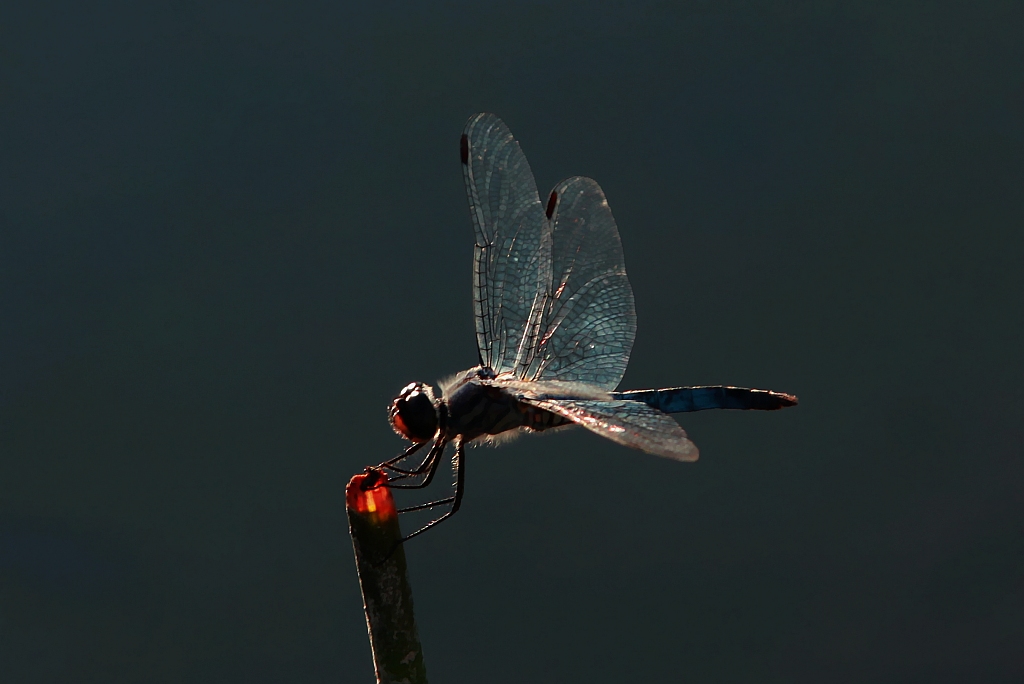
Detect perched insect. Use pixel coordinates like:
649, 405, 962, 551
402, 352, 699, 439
373, 113, 796, 541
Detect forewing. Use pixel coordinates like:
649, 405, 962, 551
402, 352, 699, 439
462, 113, 550, 374
526, 176, 636, 390
525, 396, 699, 462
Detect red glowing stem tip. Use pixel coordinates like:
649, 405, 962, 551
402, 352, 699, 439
345, 470, 397, 519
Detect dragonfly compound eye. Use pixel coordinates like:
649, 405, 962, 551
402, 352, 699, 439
389, 382, 438, 442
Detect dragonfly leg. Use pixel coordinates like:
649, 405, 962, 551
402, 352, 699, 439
386, 438, 448, 489
375, 440, 428, 476
396, 438, 465, 543
378, 440, 425, 466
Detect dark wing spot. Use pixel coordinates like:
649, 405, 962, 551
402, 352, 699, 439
545, 190, 558, 219
460, 134, 469, 165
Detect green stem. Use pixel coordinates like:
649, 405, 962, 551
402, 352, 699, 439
346, 471, 428, 684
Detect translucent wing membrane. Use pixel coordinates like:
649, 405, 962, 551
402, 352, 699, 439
491, 377, 698, 461
462, 115, 636, 390
526, 396, 699, 462
462, 113, 548, 375
527, 177, 636, 390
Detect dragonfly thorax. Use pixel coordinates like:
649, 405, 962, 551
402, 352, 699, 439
389, 382, 439, 443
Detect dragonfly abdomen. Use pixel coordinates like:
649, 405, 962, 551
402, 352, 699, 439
612, 386, 798, 413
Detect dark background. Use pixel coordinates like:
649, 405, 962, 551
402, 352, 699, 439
2, 1, 1022, 682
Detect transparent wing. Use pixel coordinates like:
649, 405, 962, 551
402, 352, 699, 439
524, 176, 636, 390
492, 377, 697, 460
486, 377, 614, 402
461, 113, 549, 375
524, 395, 698, 462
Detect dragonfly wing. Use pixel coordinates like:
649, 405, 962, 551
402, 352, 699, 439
523, 395, 698, 462
526, 176, 636, 390
485, 376, 615, 402
462, 113, 550, 375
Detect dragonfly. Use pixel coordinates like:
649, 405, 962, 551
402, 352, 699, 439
372, 113, 797, 541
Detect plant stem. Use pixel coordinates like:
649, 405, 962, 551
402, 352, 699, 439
346, 470, 428, 684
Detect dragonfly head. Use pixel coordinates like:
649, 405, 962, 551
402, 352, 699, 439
388, 382, 439, 442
